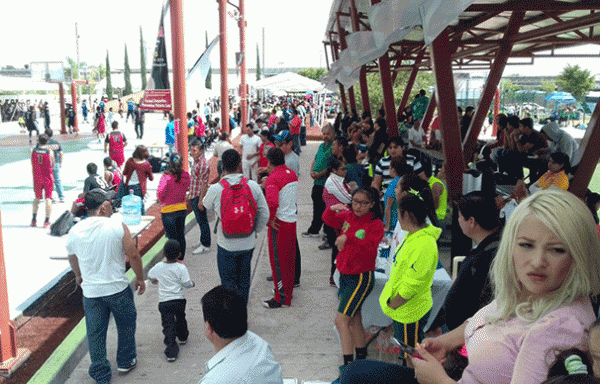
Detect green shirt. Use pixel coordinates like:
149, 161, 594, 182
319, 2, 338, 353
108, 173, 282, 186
428, 175, 448, 221
312, 142, 332, 186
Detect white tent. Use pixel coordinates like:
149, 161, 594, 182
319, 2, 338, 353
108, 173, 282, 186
0, 75, 57, 92
252, 72, 325, 93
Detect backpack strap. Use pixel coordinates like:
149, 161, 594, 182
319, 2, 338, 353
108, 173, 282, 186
220, 178, 229, 188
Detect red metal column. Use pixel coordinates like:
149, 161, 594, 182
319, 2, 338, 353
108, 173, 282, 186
420, 93, 437, 132
331, 41, 348, 112
219, 0, 229, 133
70, 82, 78, 133
397, 50, 424, 115
570, 100, 600, 198
359, 67, 371, 115
0, 208, 15, 362
431, 29, 463, 201
238, 0, 248, 129
493, 87, 500, 137
462, 11, 524, 165
170, 0, 188, 170
378, 52, 399, 137
59, 83, 66, 134
336, 17, 357, 113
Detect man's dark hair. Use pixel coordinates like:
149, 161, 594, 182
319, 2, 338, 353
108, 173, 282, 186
111, 121, 118, 129
388, 136, 406, 148
45, 129, 53, 137
550, 151, 570, 173
389, 157, 408, 177
457, 106, 463, 116
222, 149, 241, 173
457, 192, 500, 231
497, 114, 508, 129
201, 285, 247, 339
103, 157, 113, 168
419, 89, 426, 96
190, 138, 205, 150
266, 147, 285, 167
334, 136, 349, 149
38, 134, 48, 145
520, 117, 533, 129
86, 162, 98, 175
465, 106, 475, 114
164, 239, 181, 261
507, 115, 520, 129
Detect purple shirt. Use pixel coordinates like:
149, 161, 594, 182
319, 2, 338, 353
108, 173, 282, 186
459, 299, 595, 384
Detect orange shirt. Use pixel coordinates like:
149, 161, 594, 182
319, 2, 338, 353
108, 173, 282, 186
537, 170, 569, 190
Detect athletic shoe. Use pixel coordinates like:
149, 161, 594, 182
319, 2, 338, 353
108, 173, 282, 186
301, 231, 320, 238
262, 298, 289, 309
178, 339, 187, 345
117, 358, 137, 373
330, 276, 337, 287
318, 241, 332, 250
166, 356, 177, 362
43, 221, 50, 229
294, 282, 301, 288
266, 275, 273, 282
192, 245, 210, 254
30, 220, 37, 227
59, 198, 65, 203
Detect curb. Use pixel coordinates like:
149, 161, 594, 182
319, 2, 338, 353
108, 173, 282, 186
26, 213, 195, 384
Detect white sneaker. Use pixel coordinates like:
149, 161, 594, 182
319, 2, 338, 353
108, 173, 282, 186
193, 245, 209, 254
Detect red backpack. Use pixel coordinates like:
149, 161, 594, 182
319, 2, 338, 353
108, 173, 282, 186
219, 178, 258, 238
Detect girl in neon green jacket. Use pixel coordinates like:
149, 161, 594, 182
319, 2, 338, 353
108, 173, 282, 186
379, 192, 441, 353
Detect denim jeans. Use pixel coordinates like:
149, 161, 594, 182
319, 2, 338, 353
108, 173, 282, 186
308, 185, 325, 234
216, 246, 254, 304
53, 164, 64, 199
161, 210, 187, 260
191, 197, 211, 248
158, 299, 188, 358
300, 125, 307, 146
291, 134, 301, 155
82, 286, 137, 384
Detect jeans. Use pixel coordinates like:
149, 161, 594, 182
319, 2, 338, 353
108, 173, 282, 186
82, 286, 137, 384
191, 197, 211, 248
340, 359, 417, 384
216, 246, 254, 304
291, 133, 301, 155
161, 210, 187, 260
135, 122, 144, 139
300, 125, 307, 146
308, 184, 325, 234
53, 164, 64, 199
324, 224, 338, 277
158, 299, 188, 358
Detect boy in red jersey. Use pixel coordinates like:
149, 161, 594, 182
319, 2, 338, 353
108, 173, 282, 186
104, 121, 128, 168
31, 134, 55, 227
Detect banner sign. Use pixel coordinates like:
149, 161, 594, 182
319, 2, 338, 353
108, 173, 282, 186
149, 2, 170, 90
140, 89, 172, 111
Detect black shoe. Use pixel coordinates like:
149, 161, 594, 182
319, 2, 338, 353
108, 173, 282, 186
117, 358, 137, 373
262, 298, 289, 309
301, 231, 320, 238
266, 275, 273, 282
318, 241, 332, 250
294, 282, 300, 288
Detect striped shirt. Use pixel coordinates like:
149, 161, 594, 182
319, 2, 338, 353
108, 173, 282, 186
190, 155, 209, 198
374, 154, 415, 194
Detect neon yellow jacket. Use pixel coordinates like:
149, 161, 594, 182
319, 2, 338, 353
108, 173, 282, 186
379, 224, 441, 324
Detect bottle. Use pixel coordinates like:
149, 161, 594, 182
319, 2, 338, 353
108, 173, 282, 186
122, 189, 142, 225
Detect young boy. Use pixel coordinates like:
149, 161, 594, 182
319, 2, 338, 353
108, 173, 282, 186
147, 240, 195, 362
383, 158, 408, 233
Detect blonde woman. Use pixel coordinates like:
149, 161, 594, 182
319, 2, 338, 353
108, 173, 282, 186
341, 189, 600, 384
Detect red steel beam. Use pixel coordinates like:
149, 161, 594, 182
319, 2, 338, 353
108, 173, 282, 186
336, 16, 357, 113
219, 0, 229, 133
466, 0, 600, 12
419, 93, 437, 133
397, 49, 424, 116
570, 99, 600, 198
378, 52, 399, 137
431, 29, 464, 201
359, 66, 371, 115
239, 0, 248, 130
171, 0, 188, 169
463, 11, 525, 165
59, 83, 66, 134
331, 41, 349, 112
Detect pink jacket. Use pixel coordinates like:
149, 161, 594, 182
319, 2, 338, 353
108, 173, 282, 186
157, 171, 191, 208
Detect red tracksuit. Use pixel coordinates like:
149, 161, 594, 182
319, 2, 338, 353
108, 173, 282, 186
108, 131, 125, 167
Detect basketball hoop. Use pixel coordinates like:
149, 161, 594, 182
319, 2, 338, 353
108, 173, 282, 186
30, 62, 65, 83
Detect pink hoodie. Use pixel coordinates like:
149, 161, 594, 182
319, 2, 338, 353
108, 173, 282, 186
157, 171, 191, 208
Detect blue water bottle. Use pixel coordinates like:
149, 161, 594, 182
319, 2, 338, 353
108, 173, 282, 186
122, 189, 142, 225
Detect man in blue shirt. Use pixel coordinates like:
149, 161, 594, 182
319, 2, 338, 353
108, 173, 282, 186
165, 113, 176, 157
126, 99, 135, 122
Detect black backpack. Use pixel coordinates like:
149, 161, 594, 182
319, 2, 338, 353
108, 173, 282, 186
50, 210, 76, 237
149, 156, 167, 173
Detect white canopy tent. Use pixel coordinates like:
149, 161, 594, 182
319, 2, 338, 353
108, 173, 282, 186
252, 72, 326, 93
0, 75, 58, 92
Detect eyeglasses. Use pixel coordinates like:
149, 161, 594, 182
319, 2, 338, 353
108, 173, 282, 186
352, 199, 372, 206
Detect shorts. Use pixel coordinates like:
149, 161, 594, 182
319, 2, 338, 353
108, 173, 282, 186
338, 271, 375, 317
393, 310, 430, 355
34, 180, 53, 200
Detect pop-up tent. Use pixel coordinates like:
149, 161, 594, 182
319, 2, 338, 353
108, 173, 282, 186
252, 72, 326, 93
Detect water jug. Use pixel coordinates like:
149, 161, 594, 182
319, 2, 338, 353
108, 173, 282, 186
122, 189, 142, 226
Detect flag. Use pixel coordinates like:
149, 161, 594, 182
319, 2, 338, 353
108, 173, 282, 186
149, 2, 170, 90
187, 35, 219, 85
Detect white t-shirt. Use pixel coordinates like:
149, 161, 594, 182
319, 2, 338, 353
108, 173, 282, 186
214, 140, 234, 160
239, 134, 261, 163
66, 216, 129, 298
147, 260, 194, 302
408, 126, 425, 148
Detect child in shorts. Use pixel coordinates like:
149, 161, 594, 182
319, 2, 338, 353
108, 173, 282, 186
147, 240, 195, 362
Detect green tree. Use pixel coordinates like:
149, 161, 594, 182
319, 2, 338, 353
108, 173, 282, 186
256, 44, 261, 81
1, 65, 16, 70
540, 80, 556, 94
500, 78, 521, 105
205, 31, 212, 89
298, 68, 327, 81
105, 51, 113, 99
124, 44, 133, 96
140, 26, 147, 90
557, 64, 595, 102
65, 56, 79, 81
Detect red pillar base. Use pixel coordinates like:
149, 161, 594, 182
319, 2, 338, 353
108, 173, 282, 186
0, 349, 30, 378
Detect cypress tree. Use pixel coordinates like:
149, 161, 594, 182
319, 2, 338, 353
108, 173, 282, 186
124, 44, 133, 96
205, 31, 212, 89
256, 44, 261, 81
140, 26, 147, 90
106, 51, 113, 100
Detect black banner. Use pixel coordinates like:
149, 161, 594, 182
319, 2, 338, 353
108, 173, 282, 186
149, 2, 170, 90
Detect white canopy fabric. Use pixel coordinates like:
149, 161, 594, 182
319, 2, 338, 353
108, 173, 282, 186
252, 72, 326, 93
0, 75, 58, 92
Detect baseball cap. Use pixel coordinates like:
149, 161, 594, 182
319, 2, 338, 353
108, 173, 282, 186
84, 188, 111, 211
260, 128, 270, 137
274, 130, 291, 143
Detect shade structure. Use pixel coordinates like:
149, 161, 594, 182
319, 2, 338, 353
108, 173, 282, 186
544, 91, 577, 103
0, 76, 57, 92
252, 72, 327, 93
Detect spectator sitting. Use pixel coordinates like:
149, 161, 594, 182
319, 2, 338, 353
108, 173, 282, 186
539, 119, 579, 168
530, 152, 571, 193
542, 348, 600, 384
585, 191, 600, 237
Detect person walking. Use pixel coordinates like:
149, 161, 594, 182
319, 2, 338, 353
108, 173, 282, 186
157, 154, 191, 261
45, 129, 64, 203
66, 189, 145, 384
203, 149, 269, 304
134, 104, 145, 140
104, 121, 128, 168
189, 139, 211, 255
31, 134, 54, 227
122, 145, 154, 214
165, 114, 176, 157
239, 124, 261, 181
25, 105, 39, 145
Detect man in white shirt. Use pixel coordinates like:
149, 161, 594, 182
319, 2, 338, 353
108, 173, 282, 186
199, 285, 283, 384
66, 189, 145, 384
239, 124, 261, 181
274, 130, 300, 175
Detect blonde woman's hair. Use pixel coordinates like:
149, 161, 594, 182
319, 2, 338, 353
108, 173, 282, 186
488, 189, 600, 324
